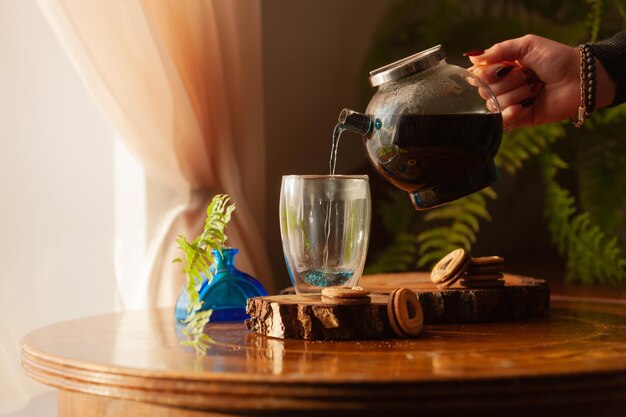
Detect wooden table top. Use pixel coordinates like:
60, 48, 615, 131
22, 296, 626, 416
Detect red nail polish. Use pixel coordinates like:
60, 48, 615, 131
528, 80, 544, 93
463, 49, 485, 57
520, 97, 536, 108
495, 65, 514, 78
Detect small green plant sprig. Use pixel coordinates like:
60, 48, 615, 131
174, 194, 235, 355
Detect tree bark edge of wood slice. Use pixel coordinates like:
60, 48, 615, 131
246, 273, 550, 340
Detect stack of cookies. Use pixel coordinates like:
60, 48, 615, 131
460, 256, 505, 288
430, 248, 505, 289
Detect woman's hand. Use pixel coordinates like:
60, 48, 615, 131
466, 34, 616, 128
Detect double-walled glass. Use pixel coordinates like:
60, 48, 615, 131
279, 175, 371, 294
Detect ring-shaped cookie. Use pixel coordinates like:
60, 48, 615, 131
387, 288, 423, 337
321, 286, 370, 299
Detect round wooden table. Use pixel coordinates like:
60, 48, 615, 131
22, 296, 626, 417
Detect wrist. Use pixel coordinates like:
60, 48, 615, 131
571, 44, 617, 127
571, 44, 596, 127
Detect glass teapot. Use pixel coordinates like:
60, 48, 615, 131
340, 45, 502, 209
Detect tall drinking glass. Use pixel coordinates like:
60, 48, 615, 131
279, 175, 371, 294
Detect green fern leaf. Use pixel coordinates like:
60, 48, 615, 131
541, 152, 626, 285
586, 0, 603, 42
416, 226, 455, 242
417, 251, 453, 269
364, 188, 419, 273
415, 188, 496, 269
577, 108, 626, 231
378, 188, 415, 234
495, 123, 566, 176
451, 222, 478, 243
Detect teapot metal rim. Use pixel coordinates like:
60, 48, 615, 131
369, 45, 447, 88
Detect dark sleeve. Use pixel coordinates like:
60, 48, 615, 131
590, 31, 626, 107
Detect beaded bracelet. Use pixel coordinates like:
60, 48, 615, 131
572, 43, 596, 128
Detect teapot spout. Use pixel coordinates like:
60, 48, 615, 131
338, 109, 372, 136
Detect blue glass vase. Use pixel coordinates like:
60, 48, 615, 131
175, 247, 268, 322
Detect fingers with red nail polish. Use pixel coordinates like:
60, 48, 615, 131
520, 97, 536, 108
528, 79, 544, 93
492, 77, 542, 110
472, 64, 526, 85
464, 34, 601, 128
463, 49, 485, 57
495, 65, 515, 78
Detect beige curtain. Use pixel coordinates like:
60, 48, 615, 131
37, 0, 274, 305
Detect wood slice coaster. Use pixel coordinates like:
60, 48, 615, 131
246, 293, 394, 340
247, 273, 549, 340
364, 272, 549, 324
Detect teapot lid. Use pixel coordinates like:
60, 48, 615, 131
369, 45, 446, 87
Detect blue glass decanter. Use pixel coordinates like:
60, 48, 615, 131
174, 247, 268, 322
